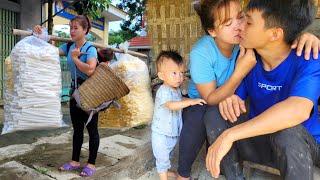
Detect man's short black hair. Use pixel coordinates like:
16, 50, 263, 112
247, 0, 316, 44
156, 50, 184, 72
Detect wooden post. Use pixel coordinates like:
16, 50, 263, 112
48, 0, 53, 34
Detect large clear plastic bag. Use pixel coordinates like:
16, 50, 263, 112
99, 53, 154, 128
2, 36, 64, 134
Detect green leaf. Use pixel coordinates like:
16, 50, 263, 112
73, 0, 111, 19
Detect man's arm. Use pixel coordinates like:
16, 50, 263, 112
206, 96, 313, 178
227, 96, 312, 140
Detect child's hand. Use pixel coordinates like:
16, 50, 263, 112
188, 98, 207, 106
166, 98, 206, 110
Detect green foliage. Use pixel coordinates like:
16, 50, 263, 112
86, 33, 97, 42
54, 30, 70, 48
73, 0, 111, 20
35, 167, 49, 175
108, 30, 137, 45
54, 30, 96, 48
108, 32, 125, 45
117, 0, 145, 38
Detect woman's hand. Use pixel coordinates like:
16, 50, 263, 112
33, 25, 50, 42
71, 49, 97, 76
292, 32, 320, 60
33, 25, 43, 35
234, 46, 257, 78
71, 48, 81, 61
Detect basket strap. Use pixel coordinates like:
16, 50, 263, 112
86, 111, 95, 126
85, 100, 121, 126
72, 89, 81, 108
74, 68, 78, 89
73, 41, 89, 89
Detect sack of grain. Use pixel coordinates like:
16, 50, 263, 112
2, 36, 64, 134
99, 54, 154, 128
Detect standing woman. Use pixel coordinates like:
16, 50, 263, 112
34, 15, 99, 177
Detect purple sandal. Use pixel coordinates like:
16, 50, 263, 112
59, 162, 80, 171
80, 165, 96, 177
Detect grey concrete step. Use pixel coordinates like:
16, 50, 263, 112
0, 161, 54, 180
0, 125, 154, 180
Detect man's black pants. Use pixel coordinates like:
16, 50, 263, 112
204, 106, 320, 180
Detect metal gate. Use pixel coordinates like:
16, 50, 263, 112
60, 57, 71, 102
0, 8, 18, 102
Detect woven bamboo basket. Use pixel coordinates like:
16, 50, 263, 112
146, 0, 204, 75
78, 63, 130, 111
316, 0, 320, 18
